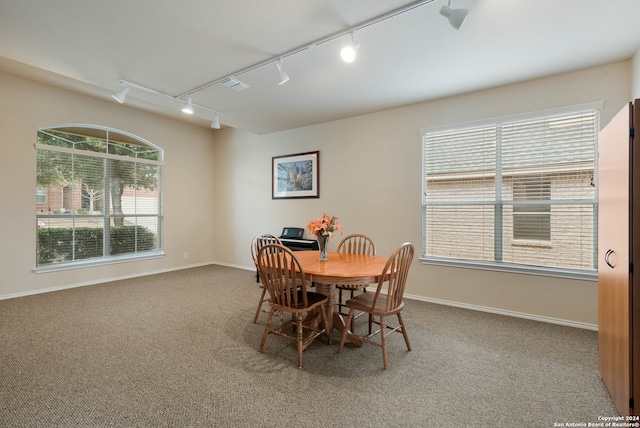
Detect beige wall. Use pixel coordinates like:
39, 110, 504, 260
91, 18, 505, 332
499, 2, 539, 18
1, 60, 633, 329
212, 60, 633, 329
633, 48, 640, 100
0, 71, 217, 297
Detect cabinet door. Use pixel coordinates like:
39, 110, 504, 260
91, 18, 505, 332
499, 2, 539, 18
598, 102, 631, 415
632, 99, 640, 414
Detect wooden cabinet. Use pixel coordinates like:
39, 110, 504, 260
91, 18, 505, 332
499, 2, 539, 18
598, 100, 639, 416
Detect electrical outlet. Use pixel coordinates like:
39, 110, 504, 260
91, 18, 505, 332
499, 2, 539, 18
183, 252, 189, 259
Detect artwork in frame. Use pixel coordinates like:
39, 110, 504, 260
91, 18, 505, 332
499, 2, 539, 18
272, 151, 319, 199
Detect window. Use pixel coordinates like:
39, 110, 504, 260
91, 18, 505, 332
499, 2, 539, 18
36, 125, 164, 270
36, 187, 46, 204
512, 176, 550, 241
421, 106, 599, 277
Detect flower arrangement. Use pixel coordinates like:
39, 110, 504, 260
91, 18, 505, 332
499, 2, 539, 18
306, 212, 344, 239
307, 212, 343, 260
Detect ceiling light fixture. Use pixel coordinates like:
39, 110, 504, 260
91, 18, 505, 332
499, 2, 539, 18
114, 1, 451, 127
340, 31, 360, 63
178, 0, 442, 99
274, 58, 290, 85
111, 81, 129, 104
110, 79, 221, 126
439, 0, 469, 30
182, 97, 194, 114
211, 112, 221, 129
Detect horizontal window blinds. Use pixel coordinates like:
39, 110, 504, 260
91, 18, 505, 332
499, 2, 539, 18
422, 108, 598, 272
423, 125, 497, 261
36, 127, 163, 268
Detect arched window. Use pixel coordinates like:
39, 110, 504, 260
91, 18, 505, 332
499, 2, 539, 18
35, 125, 164, 270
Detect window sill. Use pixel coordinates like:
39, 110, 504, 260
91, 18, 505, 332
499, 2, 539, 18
419, 256, 597, 281
33, 251, 165, 273
511, 239, 552, 249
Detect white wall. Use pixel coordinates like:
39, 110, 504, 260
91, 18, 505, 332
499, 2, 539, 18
0, 71, 217, 298
212, 60, 633, 329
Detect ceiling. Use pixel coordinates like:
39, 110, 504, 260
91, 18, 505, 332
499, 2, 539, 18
1, 0, 640, 134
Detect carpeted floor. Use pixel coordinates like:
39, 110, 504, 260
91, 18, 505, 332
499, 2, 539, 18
0, 264, 617, 427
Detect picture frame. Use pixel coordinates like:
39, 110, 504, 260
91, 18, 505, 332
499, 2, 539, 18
272, 151, 319, 199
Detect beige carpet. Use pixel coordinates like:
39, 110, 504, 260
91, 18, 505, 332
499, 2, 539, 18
0, 264, 617, 427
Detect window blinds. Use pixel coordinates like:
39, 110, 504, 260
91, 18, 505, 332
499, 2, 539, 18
36, 127, 163, 268
422, 108, 599, 272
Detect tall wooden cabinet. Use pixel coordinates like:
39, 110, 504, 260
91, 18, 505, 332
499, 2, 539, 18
598, 99, 639, 416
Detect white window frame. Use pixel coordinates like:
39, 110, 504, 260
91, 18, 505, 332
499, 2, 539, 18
512, 175, 551, 242
420, 103, 601, 280
34, 125, 165, 272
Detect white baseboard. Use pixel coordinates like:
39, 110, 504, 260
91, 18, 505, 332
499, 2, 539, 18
1, 261, 598, 331
402, 293, 597, 331
235, 263, 598, 331
0, 262, 213, 301
213, 261, 255, 271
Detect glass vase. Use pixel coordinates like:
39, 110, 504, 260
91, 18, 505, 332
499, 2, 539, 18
317, 236, 329, 261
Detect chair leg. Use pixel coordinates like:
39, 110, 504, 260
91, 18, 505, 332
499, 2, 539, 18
296, 313, 304, 368
380, 316, 388, 370
397, 312, 411, 351
252, 287, 267, 323
259, 309, 274, 352
338, 309, 354, 353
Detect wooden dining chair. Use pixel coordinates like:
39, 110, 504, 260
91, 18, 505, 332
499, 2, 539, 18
250, 233, 282, 323
337, 242, 414, 370
256, 243, 331, 368
336, 234, 376, 317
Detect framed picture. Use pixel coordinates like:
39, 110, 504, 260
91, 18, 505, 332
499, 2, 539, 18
272, 151, 319, 199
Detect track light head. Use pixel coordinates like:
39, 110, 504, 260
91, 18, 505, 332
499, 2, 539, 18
439, 1, 469, 30
274, 59, 290, 85
211, 112, 220, 129
340, 32, 360, 63
182, 97, 194, 115
111, 84, 129, 104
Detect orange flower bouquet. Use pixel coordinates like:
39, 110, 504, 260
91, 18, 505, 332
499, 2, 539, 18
306, 212, 343, 260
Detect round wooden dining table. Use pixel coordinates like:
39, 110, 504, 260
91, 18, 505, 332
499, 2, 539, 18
294, 250, 389, 343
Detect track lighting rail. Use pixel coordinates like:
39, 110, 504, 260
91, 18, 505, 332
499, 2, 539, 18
112, 0, 469, 129
117, 79, 219, 115
177, 0, 439, 98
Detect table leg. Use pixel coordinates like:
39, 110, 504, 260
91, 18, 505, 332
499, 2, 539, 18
314, 282, 363, 347
313, 282, 335, 332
